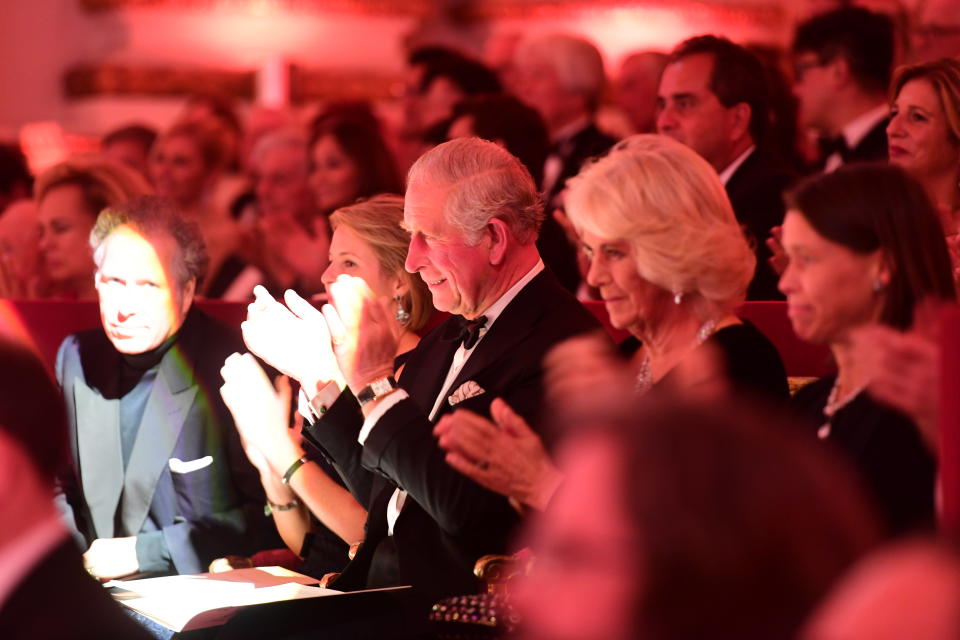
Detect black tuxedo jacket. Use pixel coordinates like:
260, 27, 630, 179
846, 117, 889, 165
725, 147, 796, 301
303, 268, 600, 605
55, 307, 271, 575
0, 539, 153, 639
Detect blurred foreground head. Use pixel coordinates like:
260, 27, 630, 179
516, 397, 881, 640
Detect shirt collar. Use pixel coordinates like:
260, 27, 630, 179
718, 145, 756, 186
474, 259, 545, 337
841, 103, 889, 150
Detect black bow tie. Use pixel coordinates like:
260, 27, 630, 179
446, 315, 488, 350
820, 135, 850, 160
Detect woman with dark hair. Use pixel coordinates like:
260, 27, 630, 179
516, 398, 880, 640
308, 115, 402, 218
781, 163, 955, 535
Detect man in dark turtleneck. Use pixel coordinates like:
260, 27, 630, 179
54, 196, 269, 580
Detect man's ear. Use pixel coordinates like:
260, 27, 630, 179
828, 56, 850, 88
180, 278, 197, 316
729, 102, 752, 142
486, 218, 511, 266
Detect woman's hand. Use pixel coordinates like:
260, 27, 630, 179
435, 399, 563, 511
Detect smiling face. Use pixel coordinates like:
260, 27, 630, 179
37, 184, 97, 286
778, 211, 885, 345
656, 53, 737, 171
580, 228, 671, 336
95, 225, 193, 354
253, 144, 312, 219
514, 432, 637, 640
887, 78, 960, 184
149, 134, 210, 208
402, 184, 493, 318
321, 224, 403, 301
309, 134, 361, 213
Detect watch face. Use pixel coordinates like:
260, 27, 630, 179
371, 377, 396, 395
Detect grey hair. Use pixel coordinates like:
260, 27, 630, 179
406, 137, 544, 245
248, 127, 310, 172
515, 33, 607, 109
90, 195, 209, 289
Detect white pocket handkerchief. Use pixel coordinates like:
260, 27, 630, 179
448, 380, 485, 406
168, 456, 213, 474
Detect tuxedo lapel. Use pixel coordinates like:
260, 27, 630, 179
120, 344, 196, 537
440, 271, 551, 412
75, 383, 123, 539
401, 327, 460, 414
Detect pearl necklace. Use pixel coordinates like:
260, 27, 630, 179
817, 377, 867, 440
635, 318, 719, 395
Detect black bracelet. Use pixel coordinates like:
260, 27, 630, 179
281, 455, 309, 484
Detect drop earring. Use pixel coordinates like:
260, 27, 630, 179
673, 290, 683, 305
395, 295, 411, 325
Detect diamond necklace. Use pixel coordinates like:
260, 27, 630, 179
635, 317, 719, 395
817, 376, 867, 440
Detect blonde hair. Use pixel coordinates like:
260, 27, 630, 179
329, 194, 433, 331
891, 57, 960, 146
35, 155, 152, 215
565, 134, 755, 312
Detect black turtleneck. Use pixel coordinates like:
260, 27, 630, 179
117, 329, 181, 469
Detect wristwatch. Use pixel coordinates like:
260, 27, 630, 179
356, 375, 398, 406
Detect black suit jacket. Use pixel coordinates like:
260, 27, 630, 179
0, 539, 153, 639
55, 307, 272, 575
725, 147, 795, 300
303, 268, 600, 606
541, 122, 618, 293
846, 118, 889, 165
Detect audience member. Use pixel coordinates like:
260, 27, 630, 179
55, 196, 271, 579
221, 194, 435, 579
515, 398, 880, 640
101, 124, 157, 179
437, 134, 789, 510
35, 157, 151, 300
887, 57, 960, 227
150, 120, 245, 297
909, 0, 960, 62
802, 540, 960, 640
615, 50, 668, 134
781, 164, 955, 535
237, 138, 599, 628
0, 336, 152, 639
0, 200, 40, 298
658, 35, 793, 300
512, 33, 616, 292
792, 7, 895, 171
0, 142, 32, 213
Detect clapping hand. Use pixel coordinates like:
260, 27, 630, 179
323, 275, 398, 393
434, 399, 562, 511
241, 284, 344, 396
766, 225, 788, 276
220, 352, 301, 473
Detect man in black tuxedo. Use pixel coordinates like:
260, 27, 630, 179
658, 35, 792, 300
512, 33, 617, 292
0, 336, 152, 639
792, 7, 894, 172
55, 197, 269, 581
232, 137, 599, 626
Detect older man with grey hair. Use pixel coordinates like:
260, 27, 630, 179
229, 137, 599, 628
511, 33, 617, 292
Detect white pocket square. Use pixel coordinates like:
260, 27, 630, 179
448, 380, 485, 406
168, 456, 213, 474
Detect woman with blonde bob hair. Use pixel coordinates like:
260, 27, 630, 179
324, 194, 432, 340
565, 134, 787, 398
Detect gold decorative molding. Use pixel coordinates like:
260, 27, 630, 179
79, 0, 784, 25
63, 63, 399, 102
